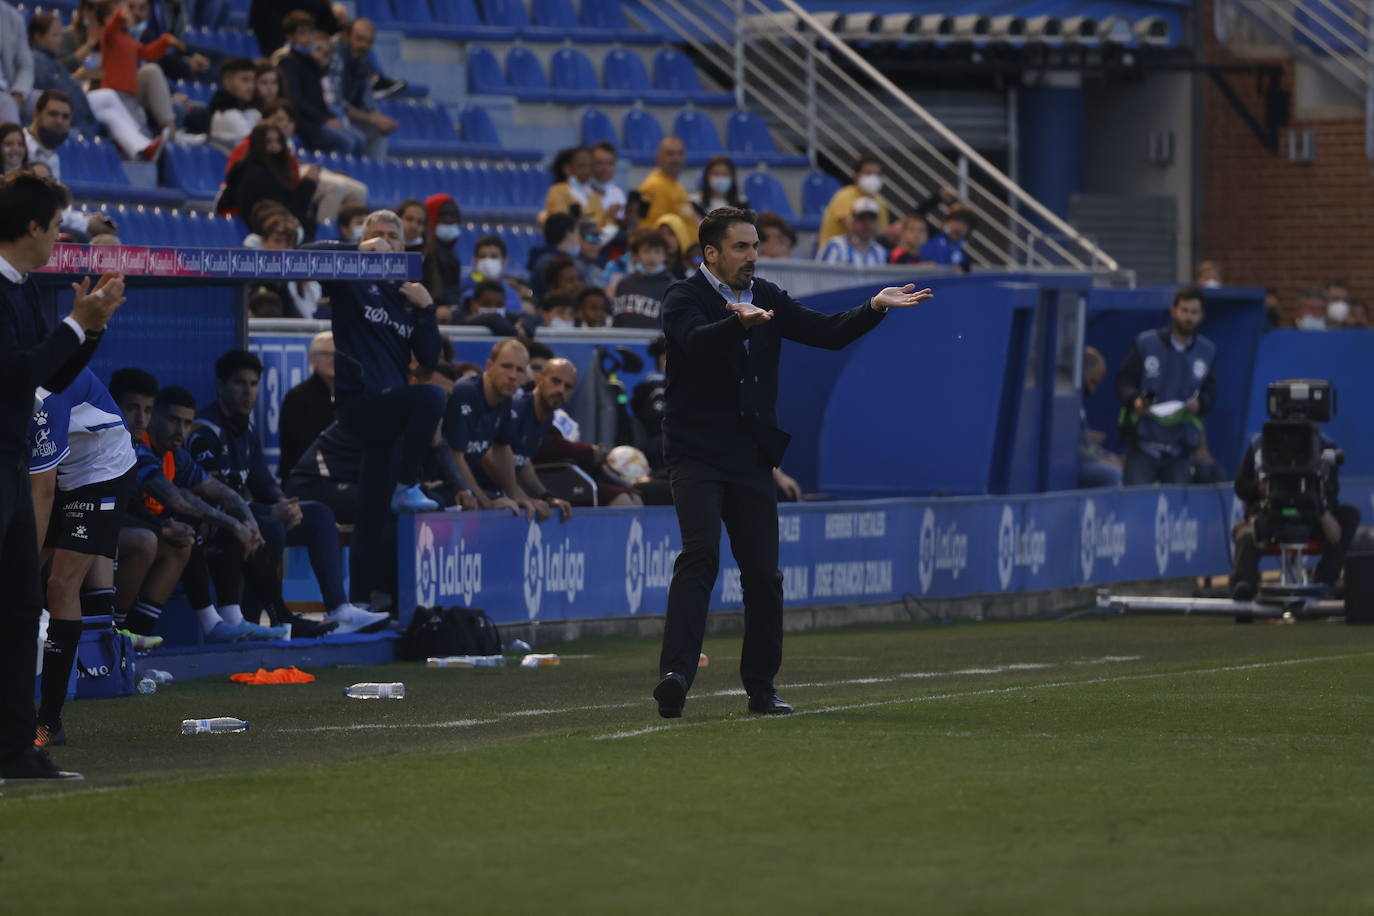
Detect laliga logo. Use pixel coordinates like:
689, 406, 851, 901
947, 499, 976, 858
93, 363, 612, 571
996, 505, 1046, 591
1153, 493, 1200, 575
623, 517, 678, 615
1143, 355, 1161, 378
523, 522, 587, 619
417, 521, 482, 606
917, 508, 968, 595
416, 523, 438, 607
1079, 499, 1128, 582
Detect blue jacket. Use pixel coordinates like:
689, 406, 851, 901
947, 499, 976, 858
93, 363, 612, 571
1116, 326, 1217, 453
188, 399, 283, 503
919, 233, 967, 268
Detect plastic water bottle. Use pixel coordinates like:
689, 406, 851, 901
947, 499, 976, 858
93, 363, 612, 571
510, 639, 532, 653
181, 717, 250, 735
343, 682, 405, 699
137, 677, 157, 694
143, 669, 174, 685
426, 656, 505, 668
520, 653, 560, 668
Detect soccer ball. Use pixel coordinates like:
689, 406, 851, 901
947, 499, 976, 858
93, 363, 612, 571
605, 445, 650, 482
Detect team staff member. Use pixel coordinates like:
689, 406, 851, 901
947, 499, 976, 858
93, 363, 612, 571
1116, 286, 1217, 485
443, 339, 527, 517
311, 209, 445, 609
654, 207, 932, 719
480, 358, 576, 522
28, 367, 137, 748
0, 170, 123, 781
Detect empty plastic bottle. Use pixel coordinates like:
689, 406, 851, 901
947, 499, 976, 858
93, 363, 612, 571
426, 656, 505, 668
520, 653, 560, 668
137, 677, 157, 694
143, 669, 174, 685
181, 717, 250, 735
343, 682, 405, 699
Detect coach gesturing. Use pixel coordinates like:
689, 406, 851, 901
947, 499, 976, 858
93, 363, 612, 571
654, 207, 931, 718
0, 172, 123, 780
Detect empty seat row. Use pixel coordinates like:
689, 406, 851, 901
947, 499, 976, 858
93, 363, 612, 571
295, 150, 546, 219
377, 99, 536, 160
100, 203, 246, 248
469, 46, 733, 106
60, 134, 186, 205
581, 108, 808, 168
358, 0, 660, 43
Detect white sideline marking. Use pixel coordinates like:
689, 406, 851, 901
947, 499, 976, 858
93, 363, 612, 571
592, 652, 1374, 741
290, 718, 499, 733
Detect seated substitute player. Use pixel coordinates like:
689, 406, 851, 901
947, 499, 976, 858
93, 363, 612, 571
481, 358, 577, 521
28, 367, 138, 748
443, 339, 529, 516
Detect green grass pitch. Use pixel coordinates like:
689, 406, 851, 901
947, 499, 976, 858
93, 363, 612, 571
4, 616, 1374, 914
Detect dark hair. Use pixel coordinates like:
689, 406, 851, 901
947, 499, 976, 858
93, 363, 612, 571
245, 122, 294, 188
1172, 285, 1204, 309
0, 122, 27, 171
336, 202, 369, 231
541, 255, 578, 292
260, 98, 295, 123
944, 209, 974, 228
592, 140, 617, 157
34, 89, 71, 115
474, 233, 507, 258
249, 199, 292, 234
248, 289, 284, 318
525, 340, 554, 361
110, 368, 159, 403
577, 286, 608, 307
452, 361, 481, 378
28, 11, 58, 42
550, 146, 587, 183
154, 386, 197, 412
470, 279, 505, 301
220, 56, 256, 80
755, 211, 797, 247
0, 171, 70, 243
698, 206, 757, 257
698, 155, 744, 207
855, 152, 881, 174
396, 198, 424, 219
215, 349, 264, 381
433, 361, 461, 382
540, 292, 576, 313
543, 212, 576, 247
628, 226, 667, 254
282, 10, 318, 37
647, 335, 667, 359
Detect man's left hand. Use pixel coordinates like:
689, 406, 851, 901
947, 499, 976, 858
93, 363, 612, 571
272, 497, 303, 529
772, 468, 802, 501
872, 284, 934, 311
1185, 397, 1201, 414
548, 497, 572, 521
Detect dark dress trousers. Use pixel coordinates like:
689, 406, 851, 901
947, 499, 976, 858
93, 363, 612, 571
659, 270, 884, 697
0, 270, 98, 762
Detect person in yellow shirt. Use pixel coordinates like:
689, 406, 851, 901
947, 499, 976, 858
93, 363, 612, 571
819, 154, 889, 247
543, 145, 605, 226
639, 137, 696, 226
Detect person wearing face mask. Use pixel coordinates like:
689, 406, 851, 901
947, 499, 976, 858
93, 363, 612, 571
543, 145, 604, 226
1194, 260, 1223, 289
336, 201, 369, 243
421, 193, 463, 315
22, 93, 118, 239
218, 122, 319, 240
395, 198, 427, 253
1325, 281, 1351, 329
819, 153, 890, 248
691, 155, 749, 219
462, 233, 532, 315
1116, 286, 1217, 486
1294, 288, 1328, 331
538, 291, 578, 332
528, 213, 581, 299
609, 227, 671, 329
458, 280, 520, 336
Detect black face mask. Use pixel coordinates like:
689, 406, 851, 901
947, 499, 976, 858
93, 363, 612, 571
36, 126, 68, 150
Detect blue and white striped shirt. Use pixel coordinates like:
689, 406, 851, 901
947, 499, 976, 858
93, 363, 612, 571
818, 236, 889, 267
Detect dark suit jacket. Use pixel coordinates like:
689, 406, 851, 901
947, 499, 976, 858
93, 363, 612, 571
661, 270, 885, 475
277, 372, 335, 482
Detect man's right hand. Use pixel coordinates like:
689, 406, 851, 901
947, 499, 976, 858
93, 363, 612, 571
86, 213, 116, 236
161, 520, 196, 548
1133, 397, 1149, 416
69, 272, 127, 332
231, 520, 262, 558
728, 302, 773, 328
486, 495, 522, 517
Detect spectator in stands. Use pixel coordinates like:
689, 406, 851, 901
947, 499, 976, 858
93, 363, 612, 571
190, 350, 380, 634
819, 198, 888, 266
458, 280, 521, 337
545, 145, 605, 226
335, 18, 395, 160
443, 339, 530, 515
888, 216, 929, 265
590, 140, 626, 227
254, 59, 282, 106
574, 218, 605, 286
0, 121, 25, 174
1078, 347, 1123, 488
756, 212, 796, 260
820, 153, 889, 247
422, 193, 463, 315
126, 0, 212, 82
529, 213, 579, 298
336, 200, 368, 242
539, 292, 577, 331
1325, 280, 1351, 328
220, 122, 320, 239
89, 1, 192, 159
278, 330, 336, 481
396, 198, 426, 252
609, 227, 670, 329
207, 56, 261, 153
248, 289, 283, 317
1296, 287, 1328, 330
920, 210, 973, 271
576, 287, 612, 328
1194, 259, 1222, 288
463, 233, 533, 315
655, 214, 692, 278
228, 99, 365, 224
27, 13, 97, 133
1263, 287, 1282, 329
22, 92, 117, 239
691, 155, 748, 219
0, 1, 33, 125
250, 0, 339, 58
541, 257, 583, 304
312, 37, 368, 154
1346, 300, 1370, 328
277, 10, 361, 155
640, 137, 694, 225
523, 341, 552, 385
1116, 286, 1216, 485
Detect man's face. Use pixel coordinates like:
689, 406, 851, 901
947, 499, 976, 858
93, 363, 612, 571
486, 346, 530, 400
1171, 297, 1204, 336
1328, 285, 1348, 303
310, 341, 335, 382
1347, 303, 1370, 327
266, 109, 294, 139
705, 221, 759, 291
591, 147, 616, 183
256, 69, 279, 102
944, 219, 968, 242
657, 139, 685, 177
150, 404, 195, 451
219, 368, 260, 417
362, 219, 401, 252
34, 101, 72, 138
553, 266, 581, 295
758, 227, 792, 259
128, 0, 149, 24
400, 206, 426, 243
224, 69, 255, 104
850, 212, 877, 243
36, 19, 63, 53
535, 361, 577, 410
118, 393, 153, 438
578, 295, 609, 327
473, 288, 505, 313
28, 212, 61, 269
348, 22, 375, 58
901, 220, 928, 249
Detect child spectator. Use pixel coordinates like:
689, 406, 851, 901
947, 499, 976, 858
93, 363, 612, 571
207, 56, 261, 153
889, 216, 929, 265
609, 227, 671, 329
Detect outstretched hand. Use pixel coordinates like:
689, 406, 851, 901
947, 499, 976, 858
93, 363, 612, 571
872, 284, 934, 311
728, 301, 774, 328
70, 271, 127, 332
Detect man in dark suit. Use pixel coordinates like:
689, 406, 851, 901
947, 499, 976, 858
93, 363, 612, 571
653, 207, 932, 718
0, 171, 125, 780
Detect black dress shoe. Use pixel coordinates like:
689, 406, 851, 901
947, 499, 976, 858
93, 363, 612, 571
1232, 581, 1257, 601
653, 672, 687, 718
0, 746, 83, 781
748, 694, 794, 716
278, 612, 338, 639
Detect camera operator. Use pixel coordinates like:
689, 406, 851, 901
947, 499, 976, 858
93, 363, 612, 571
1230, 429, 1359, 601
1116, 286, 1217, 485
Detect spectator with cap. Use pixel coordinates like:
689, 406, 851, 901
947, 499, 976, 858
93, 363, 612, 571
691, 155, 749, 219
756, 212, 796, 260
920, 210, 973, 271
818, 197, 888, 266
639, 137, 695, 226
820, 153, 889, 247
545, 146, 604, 226
277, 330, 336, 482
590, 140, 626, 227
609, 227, 672, 328
26, 13, 97, 133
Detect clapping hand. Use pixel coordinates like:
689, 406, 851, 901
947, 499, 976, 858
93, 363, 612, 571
728, 301, 774, 327
70, 272, 127, 332
872, 283, 934, 310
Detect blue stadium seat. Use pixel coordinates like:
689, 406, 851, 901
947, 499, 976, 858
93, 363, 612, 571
673, 110, 723, 164
652, 48, 735, 106
552, 48, 635, 103
504, 47, 560, 102
578, 0, 660, 42
484, 0, 561, 38
355, 0, 395, 25
467, 46, 511, 95
64, 135, 183, 205
392, 0, 431, 23
457, 222, 479, 265
743, 173, 794, 218
429, 0, 514, 38
622, 109, 664, 164
164, 143, 227, 201
532, 0, 641, 41
603, 50, 676, 104
801, 171, 842, 218
581, 107, 617, 147
173, 78, 214, 105
726, 111, 809, 168
456, 105, 541, 160
382, 100, 470, 156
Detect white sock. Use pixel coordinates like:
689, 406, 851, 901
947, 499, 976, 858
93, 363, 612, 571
219, 604, 244, 626
195, 606, 223, 634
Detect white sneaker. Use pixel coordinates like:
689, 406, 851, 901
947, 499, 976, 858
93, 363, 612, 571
325, 603, 391, 634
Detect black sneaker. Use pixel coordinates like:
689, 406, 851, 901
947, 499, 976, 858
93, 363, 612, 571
372, 75, 408, 100
653, 672, 687, 718
278, 611, 338, 639
0, 746, 83, 781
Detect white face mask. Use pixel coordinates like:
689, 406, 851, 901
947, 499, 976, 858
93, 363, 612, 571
857, 174, 883, 195
1201, 279, 1221, 289
475, 257, 503, 278
1327, 300, 1350, 323
127, 19, 148, 39
548, 317, 575, 330
350, 225, 363, 242
709, 175, 732, 195
1297, 314, 1328, 330
561, 236, 582, 255
406, 235, 423, 248
434, 223, 460, 243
